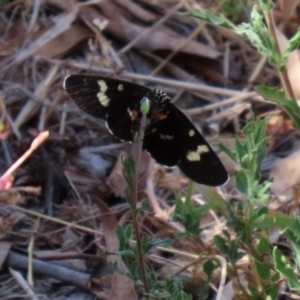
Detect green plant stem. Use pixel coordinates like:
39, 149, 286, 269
131, 111, 150, 295
264, 8, 296, 100
249, 255, 266, 298
185, 181, 195, 202
195, 236, 212, 254
236, 277, 252, 300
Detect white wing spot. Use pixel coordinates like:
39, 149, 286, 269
118, 84, 124, 91
189, 129, 195, 137
97, 80, 110, 107
186, 145, 210, 161
127, 107, 133, 117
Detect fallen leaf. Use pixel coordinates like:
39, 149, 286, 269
94, 198, 137, 300
276, 27, 300, 100
270, 149, 300, 195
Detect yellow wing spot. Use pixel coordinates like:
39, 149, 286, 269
197, 145, 209, 153
98, 80, 108, 92
187, 151, 200, 161
97, 80, 110, 107
118, 84, 124, 91
186, 145, 210, 161
189, 129, 195, 137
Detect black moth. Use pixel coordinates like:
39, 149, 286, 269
64, 75, 228, 186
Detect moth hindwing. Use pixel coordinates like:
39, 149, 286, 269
64, 75, 228, 186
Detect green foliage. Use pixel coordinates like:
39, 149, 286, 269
122, 156, 135, 194
255, 86, 300, 130
283, 215, 300, 272
216, 0, 254, 20
184, 2, 300, 72
273, 247, 300, 291
116, 224, 182, 297
214, 230, 245, 266
255, 238, 280, 298
119, 156, 191, 298
184, 6, 278, 64
173, 195, 217, 238
198, 260, 218, 300
220, 114, 272, 204
183, 10, 235, 30
113, 2, 300, 299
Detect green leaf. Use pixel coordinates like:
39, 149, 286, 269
256, 260, 270, 281
142, 235, 173, 254
164, 279, 192, 300
203, 259, 216, 279
283, 216, 300, 272
283, 27, 300, 59
256, 180, 273, 197
234, 137, 246, 166
218, 143, 237, 163
257, 237, 269, 254
184, 5, 286, 69
174, 196, 217, 238
255, 238, 271, 281
214, 235, 229, 256
255, 86, 300, 130
236, 170, 248, 195
122, 156, 136, 189
235, 8, 274, 59
273, 247, 300, 290
182, 10, 236, 30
